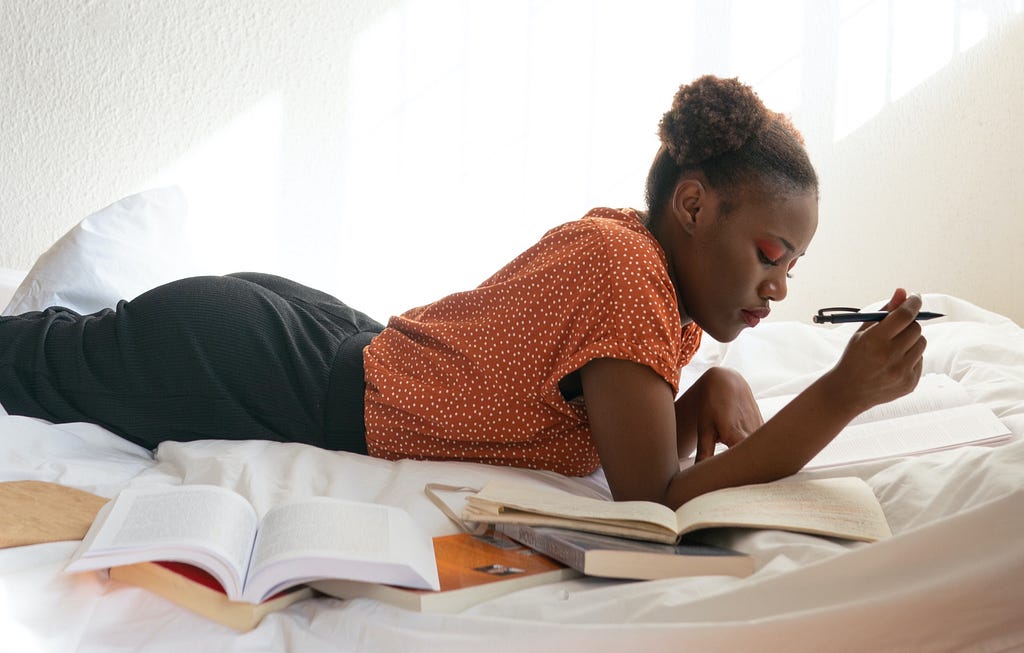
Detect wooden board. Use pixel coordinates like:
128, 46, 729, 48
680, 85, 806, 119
0, 481, 109, 548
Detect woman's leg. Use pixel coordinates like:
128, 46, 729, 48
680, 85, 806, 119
0, 275, 381, 451
225, 272, 386, 454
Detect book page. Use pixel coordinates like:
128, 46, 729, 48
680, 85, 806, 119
844, 374, 972, 426
243, 497, 439, 602
758, 374, 970, 425
674, 477, 891, 542
250, 499, 388, 568
728, 374, 1009, 468
806, 403, 1011, 468
464, 481, 678, 533
67, 485, 259, 598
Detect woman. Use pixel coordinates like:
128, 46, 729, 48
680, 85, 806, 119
0, 76, 925, 509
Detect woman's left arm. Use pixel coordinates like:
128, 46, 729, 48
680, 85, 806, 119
673, 367, 763, 462
581, 359, 764, 504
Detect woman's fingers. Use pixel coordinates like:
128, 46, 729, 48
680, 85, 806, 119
858, 288, 908, 332
884, 287, 908, 310
870, 292, 923, 339
695, 425, 718, 462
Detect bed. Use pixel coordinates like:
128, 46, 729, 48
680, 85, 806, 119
2, 189, 1023, 653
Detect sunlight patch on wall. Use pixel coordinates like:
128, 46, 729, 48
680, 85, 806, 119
334, 0, 1024, 319
835, 0, 891, 141
132, 0, 1021, 323
834, 0, 1021, 141
731, 0, 805, 116
335, 0, 704, 320
891, 1, 955, 101
146, 94, 284, 275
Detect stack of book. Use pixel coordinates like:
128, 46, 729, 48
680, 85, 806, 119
6, 473, 895, 630
9, 375, 1009, 633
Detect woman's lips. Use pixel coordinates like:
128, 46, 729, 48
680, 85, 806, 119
741, 307, 770, 328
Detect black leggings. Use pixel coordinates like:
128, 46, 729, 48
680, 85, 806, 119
0, 273, 383, 453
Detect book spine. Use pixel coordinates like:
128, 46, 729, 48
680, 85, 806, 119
496, 524, 585, 572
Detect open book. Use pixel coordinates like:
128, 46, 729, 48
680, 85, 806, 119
758, 373, 1012, 469
66, 485, 440, 604
462, 477, 890, 545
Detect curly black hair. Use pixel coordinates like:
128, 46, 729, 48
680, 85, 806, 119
645, 75, 818, 219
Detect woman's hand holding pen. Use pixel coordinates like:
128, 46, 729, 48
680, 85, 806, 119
583, 288, 927, 508
663, 287, 931, 495
824, 288, 928, 415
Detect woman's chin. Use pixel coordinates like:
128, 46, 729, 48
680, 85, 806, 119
703, 323, 743, 343
687, 309, 745, 343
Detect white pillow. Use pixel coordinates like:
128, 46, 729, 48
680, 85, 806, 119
0, 268, 27, 310
3, 187, 196, 316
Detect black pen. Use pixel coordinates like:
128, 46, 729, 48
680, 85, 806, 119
813, 309, 945, 324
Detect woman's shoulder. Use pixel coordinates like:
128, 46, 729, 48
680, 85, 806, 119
578, 206, 647, 228
480, 207, 666, 293
543, 207, 650, 242
540, 207, 660, 260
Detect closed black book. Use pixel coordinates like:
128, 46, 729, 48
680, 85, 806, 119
496, 523, 754, 580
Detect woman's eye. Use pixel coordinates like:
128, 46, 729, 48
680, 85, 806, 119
755, 238, 785, 266
757, 249, 780, 266
758, 249, 796, 279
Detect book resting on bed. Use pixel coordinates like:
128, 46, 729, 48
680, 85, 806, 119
462, 476, 892, 545
64, 484, 441, 604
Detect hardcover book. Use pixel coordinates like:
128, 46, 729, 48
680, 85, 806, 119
109, 561, 314, 631
496, 523, 754, 580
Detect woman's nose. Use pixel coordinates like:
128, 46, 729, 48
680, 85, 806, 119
760, 272, 788, 303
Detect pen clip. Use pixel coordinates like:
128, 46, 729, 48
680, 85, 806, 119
813, 307, 861, 323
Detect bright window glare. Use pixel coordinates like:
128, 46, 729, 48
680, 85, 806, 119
731, 0, 805, 115
147, 95, 284, 275
959, 5, 991, 50
138, 0, 1020, 322
404, 0, 464, 99
835, 0, 889, 141
833, 0, 1012, 139
891, 0, 955, 101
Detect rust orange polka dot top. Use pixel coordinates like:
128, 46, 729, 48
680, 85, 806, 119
362, 207, 702, 476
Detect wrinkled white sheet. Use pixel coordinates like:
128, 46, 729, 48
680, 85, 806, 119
2, 292, 1022, 653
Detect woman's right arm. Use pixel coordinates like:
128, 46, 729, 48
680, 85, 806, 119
583, 291, 926, 510
663, 290, 927, 506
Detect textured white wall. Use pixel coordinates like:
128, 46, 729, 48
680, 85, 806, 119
802, 10, 1024, 325
0, 0, 392, 284
1, 1, 1022, 325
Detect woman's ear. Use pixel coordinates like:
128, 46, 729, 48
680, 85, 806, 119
670, 179, 705, 235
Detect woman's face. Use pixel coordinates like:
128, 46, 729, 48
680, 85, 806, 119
662, 179, 819, 342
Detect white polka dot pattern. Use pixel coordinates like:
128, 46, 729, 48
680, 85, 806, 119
362, 208, 702, 476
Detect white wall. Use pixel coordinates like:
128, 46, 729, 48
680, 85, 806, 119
806, 7, 1024, 325
2, 0, 1022, 326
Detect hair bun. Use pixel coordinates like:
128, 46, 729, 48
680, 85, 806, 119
658, 75, 770, 166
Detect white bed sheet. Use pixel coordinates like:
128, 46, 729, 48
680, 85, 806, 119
2, 274, 1022, 653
